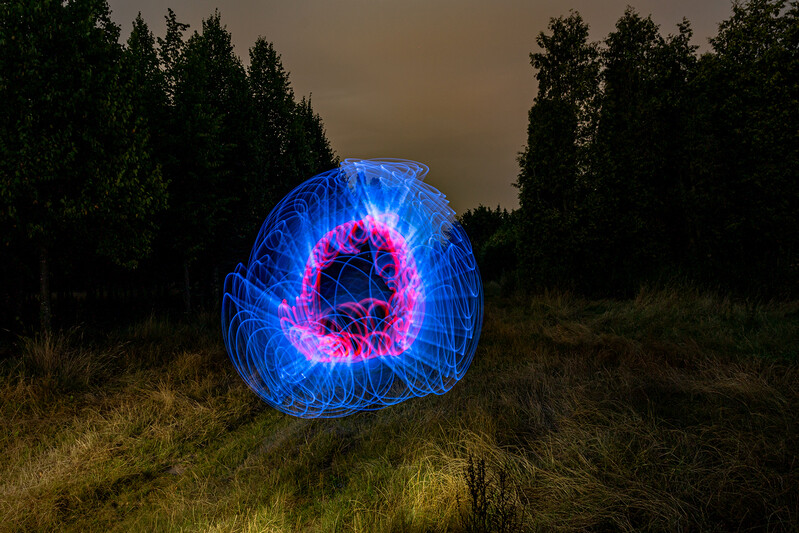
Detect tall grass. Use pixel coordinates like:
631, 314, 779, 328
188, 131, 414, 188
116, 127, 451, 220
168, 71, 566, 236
0, 289, 797, 531
18, 328, 116, 389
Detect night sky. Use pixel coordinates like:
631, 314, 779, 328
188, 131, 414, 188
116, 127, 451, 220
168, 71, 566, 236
108, 0, 734, 213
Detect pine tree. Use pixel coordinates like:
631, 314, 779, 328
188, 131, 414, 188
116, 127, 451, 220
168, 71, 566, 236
167, 10, 251, 313
292, 95, 338, 179
0, 0, 167, 331
248, 38, 300, 216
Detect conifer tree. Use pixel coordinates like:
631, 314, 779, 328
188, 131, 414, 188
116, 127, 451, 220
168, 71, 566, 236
0, 0, 167, 330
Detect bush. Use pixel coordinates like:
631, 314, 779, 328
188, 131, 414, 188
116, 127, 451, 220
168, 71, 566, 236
458, 454, 526, 533
20, 328, 112, 388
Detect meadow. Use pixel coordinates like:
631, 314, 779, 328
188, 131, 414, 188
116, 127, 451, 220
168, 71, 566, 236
1, 288, 797, 532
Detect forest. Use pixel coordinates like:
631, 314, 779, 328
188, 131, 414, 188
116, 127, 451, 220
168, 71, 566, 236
1, 0, 797, 531
2, 0, 798, 334
1, 1, 337, 334
462, 1, 798, 299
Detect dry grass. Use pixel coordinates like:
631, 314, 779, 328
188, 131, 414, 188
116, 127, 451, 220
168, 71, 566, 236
18, 328, 117, 388
0, 289, 797, 532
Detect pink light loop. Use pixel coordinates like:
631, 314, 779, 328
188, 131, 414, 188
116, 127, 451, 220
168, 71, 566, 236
278, 216, 424, 363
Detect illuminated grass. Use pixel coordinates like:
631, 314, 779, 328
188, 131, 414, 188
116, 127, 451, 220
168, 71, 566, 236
1, 290, 797, 531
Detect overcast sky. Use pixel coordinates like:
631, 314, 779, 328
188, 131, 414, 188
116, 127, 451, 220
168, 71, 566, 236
108, 0, 735, 213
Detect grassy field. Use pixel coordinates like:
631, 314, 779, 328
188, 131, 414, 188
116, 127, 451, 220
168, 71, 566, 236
1, 289, 798, 532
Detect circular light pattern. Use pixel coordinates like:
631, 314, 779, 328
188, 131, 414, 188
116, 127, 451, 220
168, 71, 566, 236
222, 159, 483, 418
278, 215, 424, 363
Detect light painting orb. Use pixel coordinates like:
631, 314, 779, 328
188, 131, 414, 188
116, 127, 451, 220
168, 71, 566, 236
222, 159, 482, 418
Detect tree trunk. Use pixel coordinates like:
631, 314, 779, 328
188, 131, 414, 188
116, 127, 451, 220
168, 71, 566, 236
39, 245, 51, 333
212, 265, 221, 310
183, 260, 192, 316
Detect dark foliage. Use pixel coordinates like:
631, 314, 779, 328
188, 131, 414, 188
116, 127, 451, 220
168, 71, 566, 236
3, 0, 797, 334
459, 205, 518, 284
516, 0, 799, 298
0, 0, 168, 331
0, 3, 337, 332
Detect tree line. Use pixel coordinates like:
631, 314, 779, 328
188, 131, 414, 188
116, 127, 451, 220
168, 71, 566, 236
0, 0, 337, 332
463, 0, 798, 298
3, 0, 797, 336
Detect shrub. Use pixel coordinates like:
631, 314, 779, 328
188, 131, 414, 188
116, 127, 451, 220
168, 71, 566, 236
458, 454, 526, 533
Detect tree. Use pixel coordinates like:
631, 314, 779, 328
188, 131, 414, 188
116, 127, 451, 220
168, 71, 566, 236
689, 0, 799, 294
459, 205, 508, 260
247, 38, 297, 214
123, 13, 166, 129
246, 39, 337, 252
157, 8, 188, 104
166, 10, 252, 313
0, 0, 167, 331
152, 10, 338, 314
590, 9, 697, 293
515, 2, 796, 297
516, 11, 600, 291
459, 205, 517, 283
290, 96, 338, 179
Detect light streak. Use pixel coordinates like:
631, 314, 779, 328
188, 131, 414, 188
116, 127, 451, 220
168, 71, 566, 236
222, 159, 483, 418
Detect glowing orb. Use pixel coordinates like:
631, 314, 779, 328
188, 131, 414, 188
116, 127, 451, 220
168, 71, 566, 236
222, 159, 482, 418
